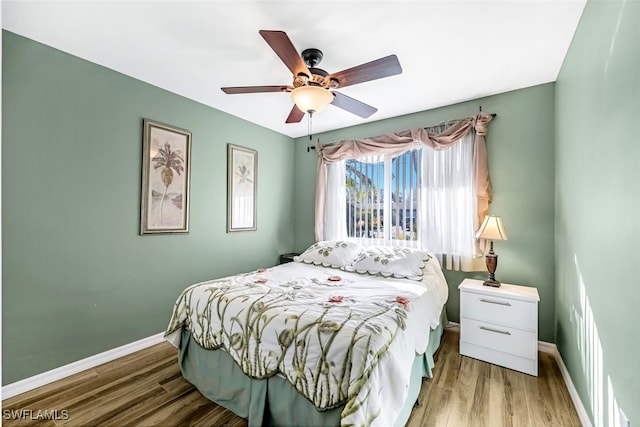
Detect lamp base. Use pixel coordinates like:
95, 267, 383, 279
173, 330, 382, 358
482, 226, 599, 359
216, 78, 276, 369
484, 243, 501, 287
482, 279, 501, 287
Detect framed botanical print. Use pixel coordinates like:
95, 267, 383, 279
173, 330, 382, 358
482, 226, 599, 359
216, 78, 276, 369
140, 119, 191, 234
227, 144, 257, 232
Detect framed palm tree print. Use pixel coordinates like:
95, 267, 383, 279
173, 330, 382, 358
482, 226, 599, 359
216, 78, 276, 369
227, 144, 257, 232
140, 119, 191, 234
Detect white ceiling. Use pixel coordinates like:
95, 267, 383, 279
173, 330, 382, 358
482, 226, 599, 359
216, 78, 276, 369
3, 1, 586, 138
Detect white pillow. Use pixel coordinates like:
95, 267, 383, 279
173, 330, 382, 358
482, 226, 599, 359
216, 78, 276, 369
346, 246, 432, 280
294, 241, 364, 269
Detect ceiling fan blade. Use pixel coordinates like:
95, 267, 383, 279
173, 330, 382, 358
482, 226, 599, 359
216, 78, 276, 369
331, 91, 377, 118
328, 54, 402, 89
285, 105, 305, 123
259, 30, 311, 77
221, 85, 292, 94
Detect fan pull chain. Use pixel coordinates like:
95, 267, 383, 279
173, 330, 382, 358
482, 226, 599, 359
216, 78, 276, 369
307, 111, 314, 152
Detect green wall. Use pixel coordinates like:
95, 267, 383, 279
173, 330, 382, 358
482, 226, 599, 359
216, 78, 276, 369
8, 6, 639, 424
293, 83, 557, 342
555, 1, 640, 425
2, 31, 295, 384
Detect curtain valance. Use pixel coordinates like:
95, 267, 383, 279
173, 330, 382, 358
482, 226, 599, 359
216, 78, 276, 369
315, 112, 494, 241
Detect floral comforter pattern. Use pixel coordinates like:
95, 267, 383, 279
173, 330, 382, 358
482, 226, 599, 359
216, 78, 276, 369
165, 262, 446, 427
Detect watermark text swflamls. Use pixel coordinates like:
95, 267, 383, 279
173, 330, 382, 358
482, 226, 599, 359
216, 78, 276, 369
2, 409, 70, 421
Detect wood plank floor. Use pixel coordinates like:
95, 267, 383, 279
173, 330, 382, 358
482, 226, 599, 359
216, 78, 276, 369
2, 330, 582, 426
405, 330, 582, 427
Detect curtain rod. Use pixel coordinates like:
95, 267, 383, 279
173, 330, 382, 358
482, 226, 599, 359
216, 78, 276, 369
424, 113, 497, 130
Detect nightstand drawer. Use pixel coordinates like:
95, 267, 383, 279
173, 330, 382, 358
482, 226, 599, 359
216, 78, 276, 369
460, 317, 537, 360
461, 291, 537, 331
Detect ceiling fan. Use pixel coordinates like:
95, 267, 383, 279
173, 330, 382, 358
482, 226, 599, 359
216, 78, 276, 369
221, 30, 402, 124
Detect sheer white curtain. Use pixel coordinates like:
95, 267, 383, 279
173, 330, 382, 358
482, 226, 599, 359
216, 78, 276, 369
323, 161, 346, 241
420, 131, 479, 270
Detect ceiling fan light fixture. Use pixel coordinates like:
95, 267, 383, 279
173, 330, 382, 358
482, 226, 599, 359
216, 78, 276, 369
290, 86, 333, 114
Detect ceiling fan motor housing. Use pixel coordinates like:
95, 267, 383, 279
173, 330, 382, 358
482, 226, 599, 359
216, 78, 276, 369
294, 68, 332, 88
294, 48, 338, 89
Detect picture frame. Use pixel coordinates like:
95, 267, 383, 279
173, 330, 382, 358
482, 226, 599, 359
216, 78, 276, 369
227, 144, 257, 232
140, 119, 191, 235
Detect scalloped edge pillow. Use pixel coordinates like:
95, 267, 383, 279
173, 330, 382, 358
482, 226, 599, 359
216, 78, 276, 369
294, 241, 364, 269
345, 246, 432, 280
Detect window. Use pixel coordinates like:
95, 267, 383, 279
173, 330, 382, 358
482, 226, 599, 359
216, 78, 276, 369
316, 114, 494, 271
345, 150, 421, 244
338, 131, 477, 267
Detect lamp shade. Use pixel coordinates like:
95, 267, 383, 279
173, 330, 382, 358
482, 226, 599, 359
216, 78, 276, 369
475, 215, 508, 240
290, 86, 333, 113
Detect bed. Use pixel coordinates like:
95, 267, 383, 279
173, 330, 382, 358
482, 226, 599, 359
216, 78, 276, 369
164, 241, 449, 427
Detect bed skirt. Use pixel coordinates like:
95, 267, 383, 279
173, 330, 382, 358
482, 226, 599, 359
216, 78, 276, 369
176, 311, 446, 427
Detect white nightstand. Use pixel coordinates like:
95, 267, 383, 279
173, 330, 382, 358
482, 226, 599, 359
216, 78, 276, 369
458, 278, 540, 376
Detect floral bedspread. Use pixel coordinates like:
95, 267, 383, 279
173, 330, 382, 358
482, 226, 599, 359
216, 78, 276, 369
165, 261, 446, 427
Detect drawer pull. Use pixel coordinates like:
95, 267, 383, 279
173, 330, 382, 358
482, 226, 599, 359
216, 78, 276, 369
480, 298, 511, 306
479, 325, 511, 335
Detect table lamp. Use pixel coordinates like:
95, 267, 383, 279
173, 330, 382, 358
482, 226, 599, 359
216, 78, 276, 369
475, 215, 508, 287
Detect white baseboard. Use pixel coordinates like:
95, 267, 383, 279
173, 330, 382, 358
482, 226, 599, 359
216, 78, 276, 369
549, 344, 593, 427
447, 320, 591, 426
2, 332, 165, 400
538, 340, 556, 354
